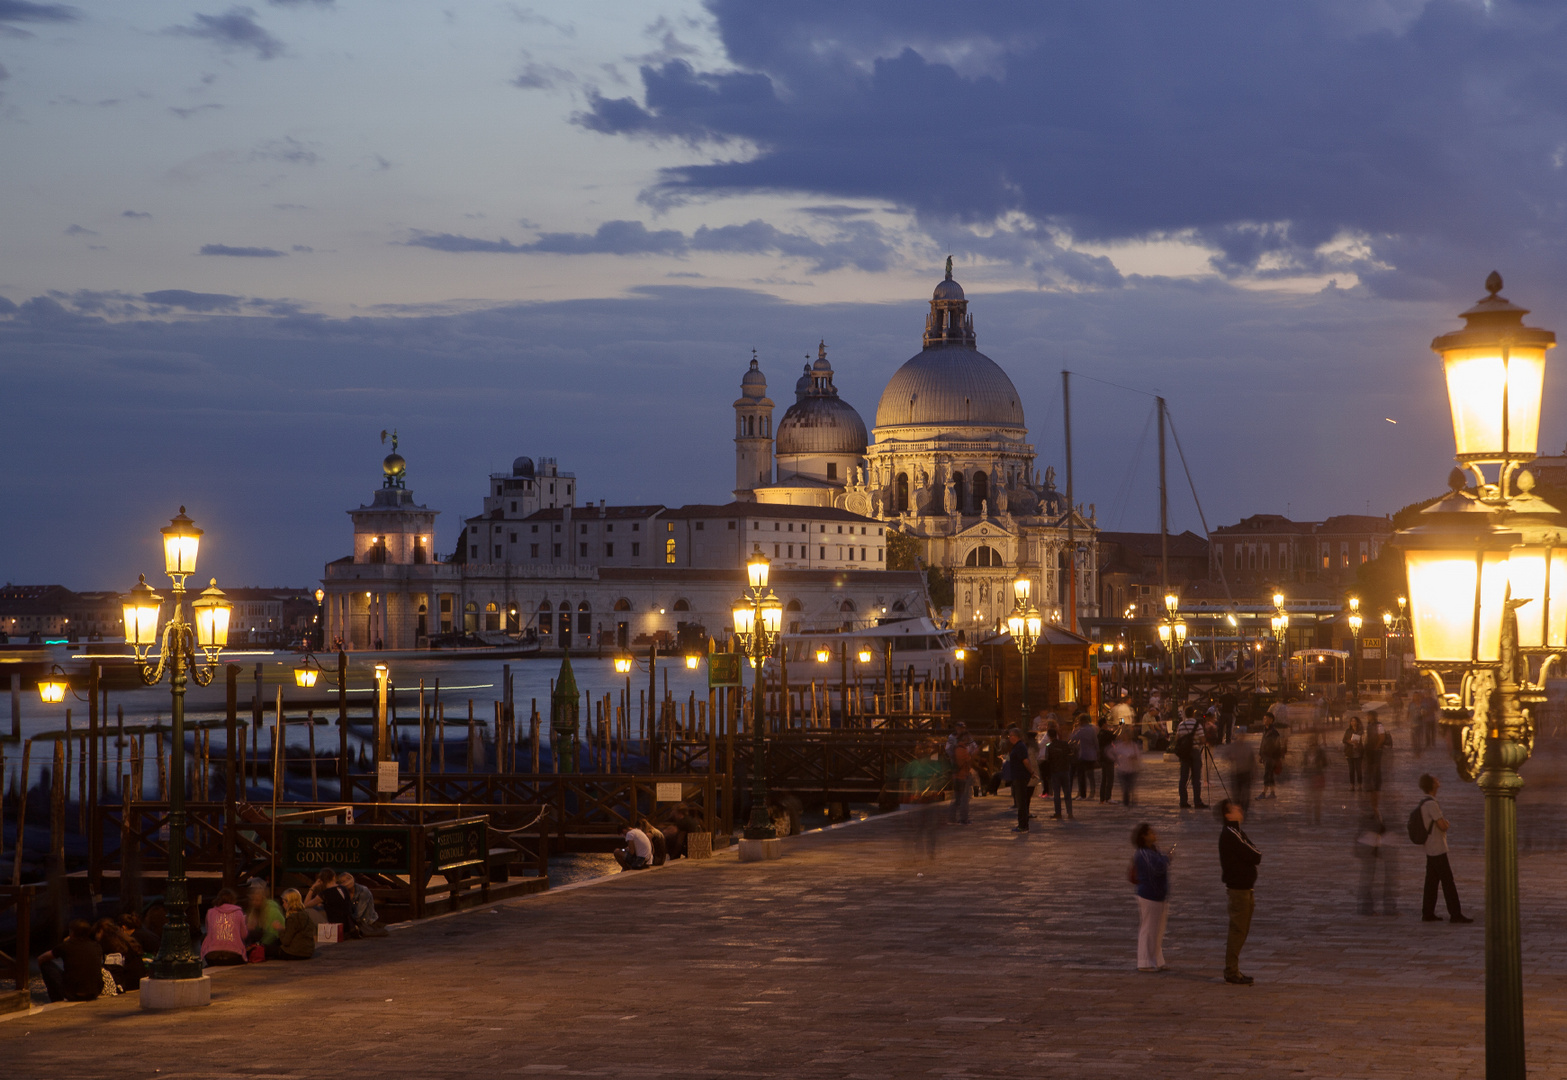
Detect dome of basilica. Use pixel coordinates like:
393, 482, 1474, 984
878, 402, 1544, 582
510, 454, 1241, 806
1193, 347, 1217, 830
775, 343, 868, 457
874, 346, 1024, 432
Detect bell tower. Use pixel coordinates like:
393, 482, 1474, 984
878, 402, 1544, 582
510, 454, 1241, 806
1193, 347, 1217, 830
733, 350, 774, 501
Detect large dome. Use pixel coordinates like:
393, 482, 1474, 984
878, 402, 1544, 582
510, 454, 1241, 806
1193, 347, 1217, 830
776, 394, 868, 456
874, 344, 1024, 431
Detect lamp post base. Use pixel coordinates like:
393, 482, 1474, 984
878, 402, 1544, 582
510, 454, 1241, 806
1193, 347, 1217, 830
737, 838, 783, 863
139, 975, 211, 1010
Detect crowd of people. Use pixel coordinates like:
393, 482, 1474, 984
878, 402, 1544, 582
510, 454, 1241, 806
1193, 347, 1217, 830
37, 868, 392, 1003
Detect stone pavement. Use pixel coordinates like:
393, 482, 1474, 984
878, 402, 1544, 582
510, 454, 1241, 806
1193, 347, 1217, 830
6, 732, 1567, 1080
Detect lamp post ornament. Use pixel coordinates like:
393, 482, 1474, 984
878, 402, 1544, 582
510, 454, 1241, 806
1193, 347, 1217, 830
1005, 575, 1042, 722
732, 547, 783, 842
1392, 272, 1559, 1079
123, 508, 233, 1004
1156, 592, 1187, 705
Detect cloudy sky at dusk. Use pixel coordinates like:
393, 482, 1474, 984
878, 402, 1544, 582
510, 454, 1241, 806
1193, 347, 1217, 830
6, 0, 1567, 589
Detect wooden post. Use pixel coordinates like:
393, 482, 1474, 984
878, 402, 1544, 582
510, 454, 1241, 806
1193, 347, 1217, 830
224, 664, 238, 887
308, 711, 318, 802
252, 662, 264, 794
50, 739, 65, 874
530, 700, 540, 774
337, 650, 349, 798
87, 664, 99, 890
418, 680, 426, 808
12, 740, 30, 884
467, 699, 476, 773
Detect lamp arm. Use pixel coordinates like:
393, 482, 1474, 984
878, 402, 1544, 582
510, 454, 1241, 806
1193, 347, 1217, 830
137, 621, 175, 686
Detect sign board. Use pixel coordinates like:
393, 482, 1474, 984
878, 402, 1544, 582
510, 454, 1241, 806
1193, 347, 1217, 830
279, 824, 412, 874
656, 782, 683, 802
1362, 638, 1383, 649
707, 652, 742, 687
429, 818, 487, 872
1362, 648, 1382, 659
377, 760, 400, 793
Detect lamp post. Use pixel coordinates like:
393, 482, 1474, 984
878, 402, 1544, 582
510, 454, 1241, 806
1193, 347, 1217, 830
732, 547, 783, 856
1382, 596, 1410, 684
1347, 597, 1363, 704
1156, 592, 1187, 706
123, 508, 232, 1009
1391, 272, 1559, 1080
1270, 592, 1290, 697
1005, 575, 1042, 723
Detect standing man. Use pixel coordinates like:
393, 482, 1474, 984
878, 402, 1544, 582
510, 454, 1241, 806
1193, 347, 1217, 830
1174, 706, 1208, 809
1363, 710, 1389, 799
948, 727, 978, 825
1045, 726, 1076, 820
1006, 727, 1036, 832
1217, 800, 1262, 984
1417, 774, 1474, 924
1071, 712, 1099, 800
1097, 715, 1117, 803
1217, 689, 1238, 744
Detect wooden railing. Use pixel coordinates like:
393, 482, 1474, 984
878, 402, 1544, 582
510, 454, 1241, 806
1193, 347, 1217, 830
0, 883, 45, 995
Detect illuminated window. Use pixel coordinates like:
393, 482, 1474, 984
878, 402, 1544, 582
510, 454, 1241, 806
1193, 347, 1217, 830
665, 538, 676, 563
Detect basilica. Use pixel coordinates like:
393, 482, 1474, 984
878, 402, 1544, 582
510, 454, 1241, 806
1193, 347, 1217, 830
319, 264, 1098, 651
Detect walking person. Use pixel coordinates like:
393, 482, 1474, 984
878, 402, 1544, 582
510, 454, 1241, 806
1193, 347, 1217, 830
1356, 798, 1398, 916
1110, 727, 1142, 806
1343, 715, 1365, 791
1006, 727, 1037, 832
1217, 689, 1238, 745
1044, 726, 1076, 820
1259, 713, 1286, 799
1071, 712, 1099, 800
1363, 710, 1389, 798
1174, 707, 1207, 809
1302, 734, 1328, 825
1097, 716, 1117, 803
1217, 799, 1262, 984
948, 727, 979, 825
1129, 823, 1171, 972
1415, 774, 1473, 924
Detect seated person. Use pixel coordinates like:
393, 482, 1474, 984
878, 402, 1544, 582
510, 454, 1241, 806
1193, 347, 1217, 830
95, 918, 146, 992
304, 868, 356, 931
613, 823, 653, 871
662, 804, 703, 860
133, 903, 166, 955
245, 883, 286, 957
277, 889, 316, 961
39, 919, 103, 1002
201, 887, 249, 966
337, 873, 387, 936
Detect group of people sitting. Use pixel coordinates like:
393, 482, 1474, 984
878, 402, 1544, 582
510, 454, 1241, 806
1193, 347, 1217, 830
614, 803, 707, 870
37, 868, 389, 1002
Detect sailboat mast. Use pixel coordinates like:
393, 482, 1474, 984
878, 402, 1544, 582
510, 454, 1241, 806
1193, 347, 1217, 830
1063, 371, 1076, 634
1157, 396, 1169, 595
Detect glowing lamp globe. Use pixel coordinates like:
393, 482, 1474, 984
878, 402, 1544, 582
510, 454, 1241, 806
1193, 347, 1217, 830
732, 604, 756, 637
685, 654, 700, 670
161, 507, 203, 577
1013, 577, 1030, 602
122, 574, 163, 651
1026, 612, 1043, 639
857, 647, 872, 664
1393, 485, 1516, 663
614, 655, 633, 675
191, 579, 231, 651
1432, 273, 1555, 465
815, 647, 830, 663
294, 666, 318, 688
954, 647, 966, 661
1174, 621, 1187, 644
1157, 623, 1172, 645
1006, 612, 1025, 640
38, 671, 68, 704
760, 600, 783, 636
746, 549, 770, 590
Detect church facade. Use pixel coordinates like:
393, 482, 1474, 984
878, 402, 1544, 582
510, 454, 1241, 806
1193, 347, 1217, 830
739, 262, 1099, 634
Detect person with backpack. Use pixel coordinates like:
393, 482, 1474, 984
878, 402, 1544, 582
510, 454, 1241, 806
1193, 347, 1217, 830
1174, 706, 1207, 810
1005, 727, 1037, 832
1217, 799, 1262, 984
1413, 774, 1473, 924
1044, 726, 1076, 820
1128, 822, 1171, 972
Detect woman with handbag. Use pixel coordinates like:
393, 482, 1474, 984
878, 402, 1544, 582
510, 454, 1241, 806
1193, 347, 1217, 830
1129, 823, 1171, 972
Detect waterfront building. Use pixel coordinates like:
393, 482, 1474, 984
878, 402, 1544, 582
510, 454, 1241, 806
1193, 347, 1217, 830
1208, 513, 1393, 590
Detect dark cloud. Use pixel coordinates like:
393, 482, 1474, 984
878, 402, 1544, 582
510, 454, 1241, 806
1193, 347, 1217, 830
169, 7, 284, 60
266, 0, 333, 6
122, 210, 152, 219
169, 103, 224, 119
511, 61, 574, 90
142, 289, 243, 312
63, 224, 97, 237
252, 136, 319, 165
0, 1, 77, 22
199, 243, 285, 257
290, 244, 312, 252
404, 217, 893, 271
574, 1, 1567, 298
0, 294, 16, 314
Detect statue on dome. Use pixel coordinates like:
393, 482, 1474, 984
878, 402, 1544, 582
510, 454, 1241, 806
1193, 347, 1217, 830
1044, 465, 1057, 491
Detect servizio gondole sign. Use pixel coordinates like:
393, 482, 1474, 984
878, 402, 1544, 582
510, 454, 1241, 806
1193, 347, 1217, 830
279, 825, 413, 874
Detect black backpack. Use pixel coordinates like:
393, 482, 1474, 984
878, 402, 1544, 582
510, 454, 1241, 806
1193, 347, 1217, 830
1173, 724, 1197, 759
1407, 797, 1433, 845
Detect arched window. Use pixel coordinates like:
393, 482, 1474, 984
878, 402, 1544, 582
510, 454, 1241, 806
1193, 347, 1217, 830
558, 600, 572, 646
538, 598, 552, 636
786, 599, 803, 612
464, 601, 478, 634
972, 471, 988, 513
840, 599, 856, 613
673, 598, 690, 611
614, 598, 632, 612
578, 600, 591, 635
484, 601, 499, 632
895, 472, 909, 513
952, 473, 965, 515
665, 538, 676, 564
965, 545, 1001, 567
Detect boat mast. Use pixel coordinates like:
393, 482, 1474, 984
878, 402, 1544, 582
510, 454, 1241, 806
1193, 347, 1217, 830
1157, 396, 1169, 596
1063, 370, 1076, 635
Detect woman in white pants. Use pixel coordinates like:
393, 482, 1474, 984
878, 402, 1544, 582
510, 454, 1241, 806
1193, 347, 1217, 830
1129, 822, 1171, 971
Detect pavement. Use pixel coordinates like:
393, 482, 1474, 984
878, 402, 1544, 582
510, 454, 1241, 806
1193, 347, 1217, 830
6, 725, 1567, 1079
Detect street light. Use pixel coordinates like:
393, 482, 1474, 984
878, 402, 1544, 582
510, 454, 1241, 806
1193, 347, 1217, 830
815, 646, 830, 664
732, 546, 783, 849
1270, 592, 1290, 696
1006, 574, 1042, 721
1347, 597, 1363, 703
37, 665, 69, 703
123, 508, 232, 1009
1156, 592, 1187, 704
1391, 272, 1559, 1080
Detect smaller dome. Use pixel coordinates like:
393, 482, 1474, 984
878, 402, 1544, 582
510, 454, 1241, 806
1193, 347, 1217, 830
512, 456, 535, 478
740, 354, 767, 399
933, 277, 964, 301
383, 452, 406, 476
794, 363, 812, 399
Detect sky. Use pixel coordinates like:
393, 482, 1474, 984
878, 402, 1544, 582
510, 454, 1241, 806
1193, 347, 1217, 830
5, 0, 1567, 589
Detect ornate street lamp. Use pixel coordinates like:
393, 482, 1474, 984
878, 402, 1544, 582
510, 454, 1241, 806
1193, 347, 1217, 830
1270, 592, 1290, 695
1347, 597, 1363, 703
1391, 272, 1559, 1080
1156, 592, 1187, 704
37, 665, 70, 704
123, 508, 232, 1009
732, 546, 783, 851
1005, 575, 1043, 721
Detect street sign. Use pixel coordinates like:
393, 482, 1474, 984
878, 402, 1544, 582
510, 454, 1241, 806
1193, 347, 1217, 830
707, 652, 742, 687
279, 824, 412, 874
429, 818, 487, 873
656, 782, 682, 802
